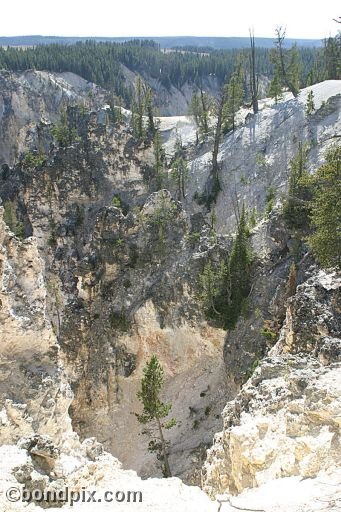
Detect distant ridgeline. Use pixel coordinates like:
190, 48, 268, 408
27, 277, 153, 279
0, 35, 324, 49
0, 37, 332, 108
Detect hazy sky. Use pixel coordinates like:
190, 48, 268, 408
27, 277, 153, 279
2, 0, 340, 39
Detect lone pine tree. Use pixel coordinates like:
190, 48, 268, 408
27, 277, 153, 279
305, 90, 315, 115
136, 355, 176, 477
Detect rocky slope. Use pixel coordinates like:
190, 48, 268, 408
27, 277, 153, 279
0, 85, 234, 481
203, 270, 341, 497
184, 80, 341, 233
0, 207, 73, 446
0, 70, 112, 167
0, 72, 340, 511
0, 237, 339, 512
0, 212, 216, 510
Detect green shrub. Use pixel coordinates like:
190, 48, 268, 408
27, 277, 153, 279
3, 201, 25, 239
111, 196, 122, 208
260, 319, 278, 342
22, 150, 46, 170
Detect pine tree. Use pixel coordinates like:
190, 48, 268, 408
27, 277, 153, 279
283, 142, 311, 229
307, 145, 341, 268
287, 44, 301, 95
305, 90, 315, 115
171, 157, 187, 200
144, 85, 156, 135
132, 75, 145, 140
3, 200, 25, 239
51, 110, 77, 147
199, 260, 226, 317
268, 66, 283, 103
189, 89, 212, 140
324, 34, 341, 80
136, 355, 176, 477
223, 66, 244, 133
199, 87, 210, 138
225, 205, 252, 328
153, 130, 166, 189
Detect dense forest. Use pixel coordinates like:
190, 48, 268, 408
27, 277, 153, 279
0, 35, 324, 49
0, 39, 335, 107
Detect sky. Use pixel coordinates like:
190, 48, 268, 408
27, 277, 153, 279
2, 0, 340, 39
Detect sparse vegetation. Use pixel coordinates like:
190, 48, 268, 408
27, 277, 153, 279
185, 231, 201, 246
260, 319, 279, 342
111, 196, 122, 208
3, 201, 25, 239
148, 192, 178, 249
51, 111, 79, 147
21, 150, 46, 170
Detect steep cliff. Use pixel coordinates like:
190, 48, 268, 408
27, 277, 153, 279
0, 87, 233, 481
0, 71, 340, 511
0, 206, 73, 446
203, 269, 341, 498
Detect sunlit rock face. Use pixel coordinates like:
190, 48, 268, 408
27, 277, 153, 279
203, 270, 341, 497
0, 207, 73, 445
0, 71, 340, 511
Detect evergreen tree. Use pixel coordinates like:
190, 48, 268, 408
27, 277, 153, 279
51, 110, 77, 147
153, 130, 166, 189
136, 355, 176, 477
305, 90, 315, 115
198, 205, 252, 329
3, 201, 25, 239
144, 85, 156, 135
307, 145, 341, 268
189, 92, 202, 142
225, 205, 252, 328
171, 157, 187, 200
283, 142, 311, 229
189, 89, 212, 140
132, 75, 145, 140
268, 65, 283, 103
222, 66, 244, 133
199, 87, 211, 138
287, 44, 301, 95
324, 34, 341, 79
199, 260, 227, 317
